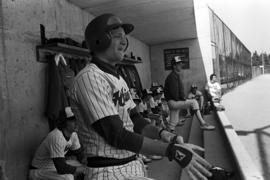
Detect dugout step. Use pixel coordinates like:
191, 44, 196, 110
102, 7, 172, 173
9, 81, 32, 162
147, 116, 193, 180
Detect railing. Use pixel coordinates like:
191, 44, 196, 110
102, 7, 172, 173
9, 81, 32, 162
148, 110, 264, 180
216, 111, 264, 180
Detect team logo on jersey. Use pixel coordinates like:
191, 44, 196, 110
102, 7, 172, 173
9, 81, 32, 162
64, 146, 69, 152
113, 88, 130, 106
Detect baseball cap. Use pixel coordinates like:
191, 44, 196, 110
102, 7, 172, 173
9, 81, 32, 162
191, 84, 198, 89
141, 89, 152, 99
171, 56, 185, 65
58, 107, 76, 123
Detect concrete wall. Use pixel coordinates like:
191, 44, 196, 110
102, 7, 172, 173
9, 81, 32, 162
149, 0, 213, 93
150, 39, 207, 94
125, 36, 151, 89
193, 0, 214, 82
0, 0, 151, 179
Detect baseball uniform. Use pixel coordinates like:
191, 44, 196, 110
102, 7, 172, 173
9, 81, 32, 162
29, 128, 82, 180
69, 58, 149, 180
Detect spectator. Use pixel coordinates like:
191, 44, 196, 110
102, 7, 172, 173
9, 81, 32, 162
29, 107, 86, 180
164, 56, 215, 132
205, 74, 225, 111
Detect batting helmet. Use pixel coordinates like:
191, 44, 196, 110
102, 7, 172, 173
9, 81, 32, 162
85, 13, 134, 53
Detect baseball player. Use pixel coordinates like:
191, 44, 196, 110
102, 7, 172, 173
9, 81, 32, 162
69, 13, 213, 180
187, 84, 205, 113
29, 107, 86, 180
164, 56, 215, 132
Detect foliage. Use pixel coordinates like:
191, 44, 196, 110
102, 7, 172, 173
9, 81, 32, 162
252, 51, 270, 66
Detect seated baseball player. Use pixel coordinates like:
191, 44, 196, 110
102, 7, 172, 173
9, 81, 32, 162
164, 56, 215, 132
187, 84, 205, 115
138, 89, 152, 119
69, 13, 213, 180
205, 73, 225, 111
29, 107, 86, 180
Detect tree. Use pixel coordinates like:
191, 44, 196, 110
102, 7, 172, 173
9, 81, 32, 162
251, 51, 261, 66
265, 53, 270, 65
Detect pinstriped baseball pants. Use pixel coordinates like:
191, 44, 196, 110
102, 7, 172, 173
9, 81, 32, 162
29, 160, 82, 180
84, 159, 155, 180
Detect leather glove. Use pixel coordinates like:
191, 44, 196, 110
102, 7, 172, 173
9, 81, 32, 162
165, 136, 193, 168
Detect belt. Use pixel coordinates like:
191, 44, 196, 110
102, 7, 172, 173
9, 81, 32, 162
87, 155, 137, 168
29, 165, 38, 169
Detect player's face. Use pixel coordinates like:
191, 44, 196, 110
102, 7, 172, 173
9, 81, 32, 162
105, 27, 127, 63
212, 75, 217, 82
174, 63, 184, 73
66, 120, 77, 133
191, 88, 197, 94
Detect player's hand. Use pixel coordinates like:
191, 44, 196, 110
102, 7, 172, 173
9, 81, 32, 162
183, 143, 205, 152
75, 166, 87, 175
166, 143, 212, 180
184, 152, 212, 180
175, 135, 184, 144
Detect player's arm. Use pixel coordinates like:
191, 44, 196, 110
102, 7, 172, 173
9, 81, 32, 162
68, 133, 84, 162
129, 107, 173, 141
92, 113, 212, 179
92, 107, 180, 151
67, 147, 84, 163
49, 137, 86, 175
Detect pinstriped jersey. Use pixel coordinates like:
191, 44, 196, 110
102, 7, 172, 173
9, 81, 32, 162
70, 63, 136, 159
31, 128, 81, 169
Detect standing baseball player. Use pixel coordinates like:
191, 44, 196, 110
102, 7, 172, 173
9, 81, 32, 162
164, 56, 215, 132
69, 13, 213, 180
29, 107, 86, 180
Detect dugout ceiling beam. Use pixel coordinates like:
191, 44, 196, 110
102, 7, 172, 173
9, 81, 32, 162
67, 0, 197, 45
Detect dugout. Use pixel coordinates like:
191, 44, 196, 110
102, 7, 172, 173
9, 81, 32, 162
0, 0, 254, 179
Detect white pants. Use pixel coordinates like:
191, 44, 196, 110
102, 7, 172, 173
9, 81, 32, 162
29, 160, 82, 180
84, 159, 154, 180
167, 99, 199, 130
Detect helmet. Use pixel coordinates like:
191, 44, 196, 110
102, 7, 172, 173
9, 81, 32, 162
85, 13, 134, 53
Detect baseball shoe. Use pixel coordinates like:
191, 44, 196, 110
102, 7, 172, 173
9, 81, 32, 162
149, 155, 163, 160
177, 118, 186, 126
200, 123, 215, 130
142, 155, 152, 163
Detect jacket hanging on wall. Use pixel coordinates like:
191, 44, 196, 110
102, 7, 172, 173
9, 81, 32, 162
45, 54, 75, 130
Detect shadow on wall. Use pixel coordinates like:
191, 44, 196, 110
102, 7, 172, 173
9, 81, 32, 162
236, 124, 270, 179
0, 160, 8, 180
